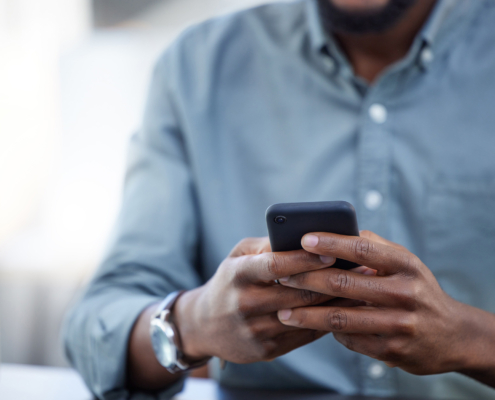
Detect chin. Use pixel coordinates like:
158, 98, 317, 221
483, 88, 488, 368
329, 0, 391, 12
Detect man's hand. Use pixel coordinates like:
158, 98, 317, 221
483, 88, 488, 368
129, 236, 371, 390
276, 230, 495, 381
174, 237, 336, 364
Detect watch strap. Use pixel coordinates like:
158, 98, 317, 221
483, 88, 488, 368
153, 290, 210, 372
153, 290, 185, 320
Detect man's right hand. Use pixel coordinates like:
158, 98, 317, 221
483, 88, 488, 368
174, 237, 337, 364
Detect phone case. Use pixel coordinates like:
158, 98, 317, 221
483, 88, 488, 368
266, 201, 360, 270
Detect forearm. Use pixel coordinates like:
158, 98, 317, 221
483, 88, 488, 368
127, 303, 183, 390
457, 303, 495, 388
127, 289, 208, 391
127, 240, 339, 390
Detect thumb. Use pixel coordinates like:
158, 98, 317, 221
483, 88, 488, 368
229, 237, 272, 257
359, 230, 408, 252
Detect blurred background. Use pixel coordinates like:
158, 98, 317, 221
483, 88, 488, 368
0, 0, 281, 368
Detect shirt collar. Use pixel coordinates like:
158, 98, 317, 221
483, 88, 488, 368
306, 0, 327, 54
306, 0, 464, 55
421, 0, 462, 46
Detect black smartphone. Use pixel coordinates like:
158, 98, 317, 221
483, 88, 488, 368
266, 201, 360, 270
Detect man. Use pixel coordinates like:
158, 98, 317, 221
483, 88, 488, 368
64, 0, 495, 399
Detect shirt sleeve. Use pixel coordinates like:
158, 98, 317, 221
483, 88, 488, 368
63, 45, 203, 400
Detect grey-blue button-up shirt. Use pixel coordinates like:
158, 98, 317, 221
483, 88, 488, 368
64, 0, 495, 399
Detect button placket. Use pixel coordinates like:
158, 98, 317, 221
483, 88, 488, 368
356, 100, 392, 239
356, 96, 396, 395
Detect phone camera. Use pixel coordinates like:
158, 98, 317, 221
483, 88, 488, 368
274, 216, 287, 224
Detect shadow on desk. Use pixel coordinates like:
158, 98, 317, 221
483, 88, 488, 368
0, 364, 436, 400
180, 379, 429, 400
219, 386, 425, 400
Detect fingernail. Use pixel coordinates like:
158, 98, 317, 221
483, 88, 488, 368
320, 255, 335, 264
278, 276, 290, 284
363, 269, 377, 276
303, 235, 319, 248
278, 309, 292, 321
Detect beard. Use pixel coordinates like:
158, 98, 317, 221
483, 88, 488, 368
317, 0, 418, 34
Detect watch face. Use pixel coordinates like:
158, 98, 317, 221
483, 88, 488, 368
150, 319, 176, 368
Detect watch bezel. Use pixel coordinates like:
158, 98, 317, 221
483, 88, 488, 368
150, 291, 210, 373
150, 316, 179, 369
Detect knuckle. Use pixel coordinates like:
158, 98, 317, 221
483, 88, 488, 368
319, 237, 338, 254
366, 278, 385, 295
299, 289, 323, 305
242, 324, 256, 342
399, 254, 421, 276
408, 254, 421, 267
236, 294, 254, 319
407, 281, 422, 301
231, 262, 250, 287
233, 238, 254, 255
238, 238, 253, 247
352, 238, 376, 262
232, 266, 246, 287
327, 270, 355, 293
360, 230, 373, 238
324, 308, 348, 331
265, 253, 284, 279
258, 340, 276, 360
290, 272, 307, 287
233, 237, 268, 257
247, 322, 266, 341
395, 282, 421, 310
381, 340, 405, 361
394, 313, 418, 336
229, 256, 250, 286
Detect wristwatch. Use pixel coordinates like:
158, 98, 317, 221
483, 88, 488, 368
150, 290, 210, 373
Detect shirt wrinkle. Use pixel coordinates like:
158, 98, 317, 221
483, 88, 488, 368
64, 1, 495, 399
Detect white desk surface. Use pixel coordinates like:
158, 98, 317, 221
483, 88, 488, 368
0, 363, 217, 400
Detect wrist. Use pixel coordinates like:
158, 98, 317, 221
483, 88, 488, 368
173, 286, 211, 361
451, 301, 495, 374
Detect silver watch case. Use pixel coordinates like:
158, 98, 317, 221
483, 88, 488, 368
150, 308, 189, 373
150, 291, 210, 373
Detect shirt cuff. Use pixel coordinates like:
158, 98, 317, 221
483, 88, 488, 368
65, 293, 187, 399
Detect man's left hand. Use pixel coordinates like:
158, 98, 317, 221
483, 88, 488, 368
277, 230, 477, 376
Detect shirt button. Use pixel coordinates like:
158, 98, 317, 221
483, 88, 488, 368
364, 190, 383, 211
420, 47, 434, 65
368, 362, 386, 379
368, 103, 387, 124
322, 56, 336, 72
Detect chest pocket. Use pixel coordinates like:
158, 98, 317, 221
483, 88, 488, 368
424, 177, 495, 312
